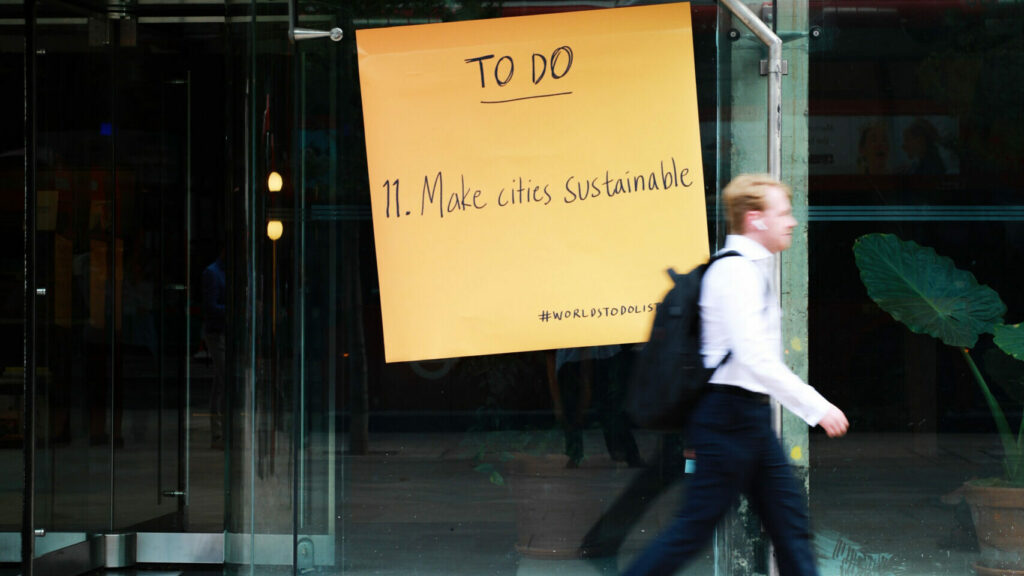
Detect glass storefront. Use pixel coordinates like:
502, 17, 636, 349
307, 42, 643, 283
806, 2, 1024, 575
2, 1, 1023, 575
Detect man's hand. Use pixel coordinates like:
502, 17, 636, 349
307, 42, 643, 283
818, 406, 849, 438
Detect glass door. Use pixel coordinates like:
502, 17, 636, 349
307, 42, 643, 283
6, 2, 231, 571
29, 11, 191, 571
29, 9, 123, 572
236, 1, 344, 570
293, 4, 347, 571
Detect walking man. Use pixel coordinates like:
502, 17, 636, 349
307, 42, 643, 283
622, 174, 849, 576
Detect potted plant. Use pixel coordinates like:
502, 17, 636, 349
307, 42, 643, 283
853, 233, 1024, 575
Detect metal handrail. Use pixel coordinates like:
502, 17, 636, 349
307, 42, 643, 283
718, 0, 783, 182
714, 5, 786, 576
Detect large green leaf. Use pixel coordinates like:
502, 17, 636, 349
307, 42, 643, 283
996, 324, 1024, 361
853, 234, 1006, 348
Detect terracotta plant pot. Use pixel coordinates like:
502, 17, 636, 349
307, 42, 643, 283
964, 481, 1024, 573
973, 563, 1024, 576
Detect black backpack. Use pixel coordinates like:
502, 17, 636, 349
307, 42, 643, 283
626, 251, 740, 430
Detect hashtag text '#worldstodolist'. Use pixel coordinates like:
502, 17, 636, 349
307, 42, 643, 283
537, 303, 658, 322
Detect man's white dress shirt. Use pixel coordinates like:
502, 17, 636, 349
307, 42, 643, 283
700, 234, 831, 426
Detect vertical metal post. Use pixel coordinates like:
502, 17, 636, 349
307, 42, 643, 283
108, 40, 118, 533
716, 2, 785, 576
23, 0, 37, 572
718, 0, 785, 435
184, 71, 192, 511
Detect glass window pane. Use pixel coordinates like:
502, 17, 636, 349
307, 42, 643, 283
809, 2, 1024, 574
283, 2, 723, 574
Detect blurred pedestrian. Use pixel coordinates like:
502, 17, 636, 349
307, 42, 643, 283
623, 174, 849, 576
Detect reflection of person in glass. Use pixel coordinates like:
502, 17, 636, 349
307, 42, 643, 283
857, 121, 890, 175
202, 248, 226, 449
623, 174, 849, 576
581, 432, 687, 559
546, 346, 643, 468
901, 118, 946, 176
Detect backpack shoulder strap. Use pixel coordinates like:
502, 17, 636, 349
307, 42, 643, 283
704, 250, 741, 369
709, 249, 740, 264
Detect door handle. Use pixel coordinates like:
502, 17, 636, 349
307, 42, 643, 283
292, 27, 343, 42
287, 0, 342, 43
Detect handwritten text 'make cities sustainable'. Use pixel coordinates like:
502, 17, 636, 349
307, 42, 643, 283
380, 158, 694, 220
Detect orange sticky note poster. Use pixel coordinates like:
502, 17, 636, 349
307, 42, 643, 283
357, 3, 709, 362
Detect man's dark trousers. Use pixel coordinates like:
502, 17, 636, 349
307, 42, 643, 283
622, 388, 819, 576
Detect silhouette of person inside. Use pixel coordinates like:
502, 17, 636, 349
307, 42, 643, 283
901, 118, 947, 176
123, 240, 158, 360
857, 120, 891, 175
202, 247, 226, 449
546, 346, 643, 468
580, 431, 690, 558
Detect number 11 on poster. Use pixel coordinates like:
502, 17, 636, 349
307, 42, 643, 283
383, 179, 401, 218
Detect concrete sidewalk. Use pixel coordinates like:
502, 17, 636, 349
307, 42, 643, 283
335, 430, 994, 575
8, 427, 992, 575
